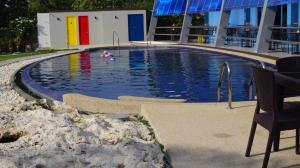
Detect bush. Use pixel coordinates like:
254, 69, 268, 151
9, 17, 37, 52
0, 28, 14, 53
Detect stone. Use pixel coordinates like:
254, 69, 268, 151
0, 54, 166, 167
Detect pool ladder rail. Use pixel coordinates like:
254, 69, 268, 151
217, 61, 266, 109
217, 62, 232, 109
113, 31, 121, 55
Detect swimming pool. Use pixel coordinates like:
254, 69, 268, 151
21, 46, 271, 102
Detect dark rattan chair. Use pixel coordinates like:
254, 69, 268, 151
277, 56, 300, 72
245, 66, 300, 168
275, 56, 300, 151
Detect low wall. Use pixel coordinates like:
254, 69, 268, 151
63, 94, 187, 115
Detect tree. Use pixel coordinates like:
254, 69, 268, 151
9, 17, 36, 51
129, 0, 154, 10
72, 0, 102, 10
8, 0, 29, 18
72, 0, 154, 10
29, 0, 74, 13
0, 0, 29, 28
0, 0, 10, 27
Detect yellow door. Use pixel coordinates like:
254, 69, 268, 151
67, 16, 78, 46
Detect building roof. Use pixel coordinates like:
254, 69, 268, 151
39, 8, 148, 14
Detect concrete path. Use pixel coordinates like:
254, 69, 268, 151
142, 102, 300, 168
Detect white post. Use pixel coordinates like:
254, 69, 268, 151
254, 0, 277, 53
214, 0, 230, 47
148, 0, 158, 41
180, 0, 192, 44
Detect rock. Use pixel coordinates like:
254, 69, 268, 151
47, 100, 78, 113
37, 99, 49, 109
0, 105, 14, 112
0, 109, 165, 167
0, 53, 167, 167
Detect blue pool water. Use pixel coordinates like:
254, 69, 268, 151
24, 46, 269, 102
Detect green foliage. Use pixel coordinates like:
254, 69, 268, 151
7, 0, 29, 20
29, 0, 74, 13
9, 17, 36, 51
72, 0, 154, 10
0, 0, 29, 28
134, 114, 151, 127
0, 28, 14, 53
0, 0, 10, 28
192, 14, 205, 26
72, 0, 102, 10
10, 17, 35, 38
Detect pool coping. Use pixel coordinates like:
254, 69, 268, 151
13, 43, 278, 113
10, 50, 84, 101
20, 45, 272, 103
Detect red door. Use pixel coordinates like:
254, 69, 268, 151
79, 16, 90, 45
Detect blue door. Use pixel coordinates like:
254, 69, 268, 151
128, 14, 144, 41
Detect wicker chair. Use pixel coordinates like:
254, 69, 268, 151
275, 56, 300, 151
277, 56, 300, 72
245, 66, 300, 168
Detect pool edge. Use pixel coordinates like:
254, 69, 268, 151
13, 44, 276, 114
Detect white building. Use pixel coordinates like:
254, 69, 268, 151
37, 10, 147, 49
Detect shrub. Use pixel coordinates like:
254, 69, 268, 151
9, 17, 37, 52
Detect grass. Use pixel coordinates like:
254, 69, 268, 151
0, 50, 57, 62
133, 114, 166, 151
134, 114, 151, 127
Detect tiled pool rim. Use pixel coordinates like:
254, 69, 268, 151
17, 45, 277, 102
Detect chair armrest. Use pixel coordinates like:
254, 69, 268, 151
275, 72, 300, 91
280, 72, 300, 79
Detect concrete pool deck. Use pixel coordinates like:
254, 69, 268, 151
141, 101, 300, 168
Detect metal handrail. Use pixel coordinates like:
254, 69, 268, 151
271, 26, 300, 30
155, 26, 182, 29
217, 62, 232, 109
188, 26, 217, 29
223, 36, 257, 41
248, 61, 266, 100
113, 31, 120, 52
154, 33, 181, 36
224, 25, 259, 29
186, 34, 216, 37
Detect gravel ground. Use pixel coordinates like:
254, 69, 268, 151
0, 52, 166, 168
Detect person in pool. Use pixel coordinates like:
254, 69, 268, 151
101, 50, 113, 58
101, 50, 115, 61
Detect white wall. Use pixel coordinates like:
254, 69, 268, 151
89, 12, 103, 45
49, 13, 68, 49
37, 10, 146, 49
37, 13, 51, 48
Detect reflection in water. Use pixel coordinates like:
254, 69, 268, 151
28, 47, 266, 102
68, 54, 80, 77
147, 49, 187, 98
80, 52, 91, 73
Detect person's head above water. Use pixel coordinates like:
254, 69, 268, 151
102, 50, 113, 57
